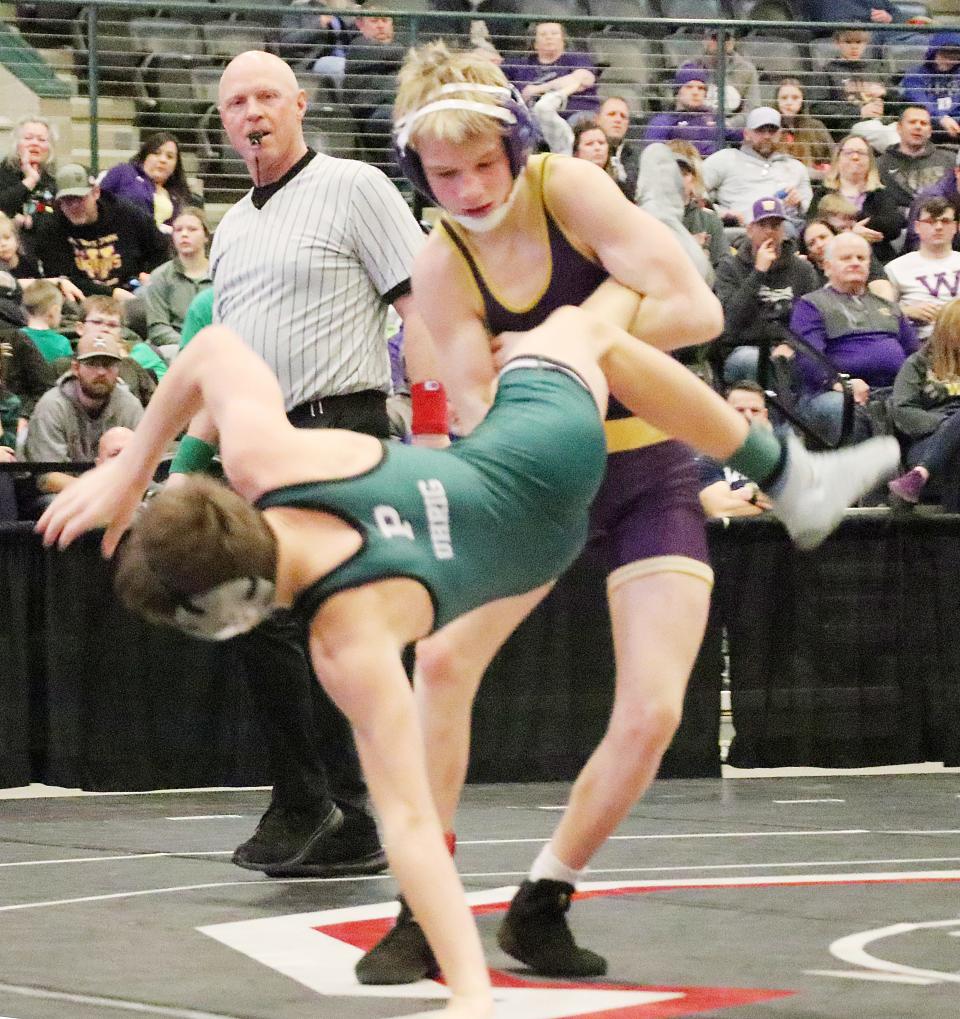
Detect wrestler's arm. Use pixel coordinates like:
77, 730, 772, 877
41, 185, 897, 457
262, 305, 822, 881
544, 157, 723, 351
36, 326, 294, 553
411, 238, 498, 435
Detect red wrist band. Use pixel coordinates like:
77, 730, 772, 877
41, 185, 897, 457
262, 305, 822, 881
412, 380, 449, 436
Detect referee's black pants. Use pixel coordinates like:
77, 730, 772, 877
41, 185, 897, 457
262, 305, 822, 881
236, 390, 390, 816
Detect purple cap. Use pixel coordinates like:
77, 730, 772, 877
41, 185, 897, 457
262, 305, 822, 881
749, 196, 788, 224
675, 64, 708, 88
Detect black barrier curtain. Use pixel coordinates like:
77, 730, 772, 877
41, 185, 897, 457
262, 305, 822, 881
0, 524, 44, 788
723, 515, 960, 769
39, 533, 272, 790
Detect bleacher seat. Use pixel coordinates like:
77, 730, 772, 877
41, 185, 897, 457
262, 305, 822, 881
587, 0, 661, 29
588, 33, 663, 87
130, 18, 205, 146
303, 104, 358, 160
515, 0, 589, 20
71, 9, 145, 98
661, 0, 727, 20
200, 20, 267, 65
737, 32, 807, 83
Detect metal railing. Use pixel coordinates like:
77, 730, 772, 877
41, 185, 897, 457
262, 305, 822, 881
7, 1, 960, 206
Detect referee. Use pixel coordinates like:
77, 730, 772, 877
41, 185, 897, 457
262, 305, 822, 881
180, 50, 427, 876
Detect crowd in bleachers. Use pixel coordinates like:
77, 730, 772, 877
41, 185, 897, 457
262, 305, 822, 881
4, 0, 960, 519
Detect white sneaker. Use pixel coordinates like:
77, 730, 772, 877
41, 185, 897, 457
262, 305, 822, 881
769, 432, 901, 550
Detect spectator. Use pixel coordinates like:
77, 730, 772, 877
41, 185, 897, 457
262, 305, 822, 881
794, 0, 897, 23
888, 296, 960, 508
0, 270, 54, 417
635, 143, 712, 284
847, 79, 900, 153
697, 381, 774, 518
677, 29, 760, 133
775, 78, 834, 179
79, 295, 166, 385
667, 140, 726, 270
24, 330, 143, 494
810, 30, 877, 138
0, 359, 19, 521
21, 279, 71, 362
643, 67, 732, 159
903, 149, 960, 253
32, 164, 169, 301
0, 212, 39, 281
506, 22, 599, 119
809, 134, 905, 264
886, 196, 960, 340
99, 132, 200, 230
273, 0, 354, 87
596, 95, 640, 200
901, 33, 960, 142
572, 119, 614, 177
701, 107, 812, 227
791, 231, 917, 444
801, 213, 894, 298
341, 15, 406, 169
143, 207, 212, 357
714, 195, 820, 384
0, 117, 56, 235
878, 106, 955, 208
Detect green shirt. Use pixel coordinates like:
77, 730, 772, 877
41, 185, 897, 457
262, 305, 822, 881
24, 327, 72, 363
129, 341, 168, 380
178, 288, 215, 350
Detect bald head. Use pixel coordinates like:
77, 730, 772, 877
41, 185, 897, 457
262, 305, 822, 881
824, 230, 871, 293
218, 50, 308, 186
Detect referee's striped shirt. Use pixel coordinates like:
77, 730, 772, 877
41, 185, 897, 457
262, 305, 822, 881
210, 151, 425, 411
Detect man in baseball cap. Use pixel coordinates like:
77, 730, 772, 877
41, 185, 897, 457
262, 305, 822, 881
643, 66, 730, 157
701, 103, 812, 225
54, 163, 95, 201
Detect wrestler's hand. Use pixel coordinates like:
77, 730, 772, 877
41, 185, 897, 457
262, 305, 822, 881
35, 455, 150, 555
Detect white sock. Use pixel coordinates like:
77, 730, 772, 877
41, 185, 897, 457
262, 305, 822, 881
529, 844, 582, 888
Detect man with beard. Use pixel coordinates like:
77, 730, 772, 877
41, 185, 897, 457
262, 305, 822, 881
714, 195, 820, 384
25, 326, 143, 493
878, 106, 955, 208
701, 107, 811, 227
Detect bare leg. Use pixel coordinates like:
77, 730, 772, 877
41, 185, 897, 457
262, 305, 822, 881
415, 585, 552, 828
315, 647, 491, 1017
549, 570, 711, 868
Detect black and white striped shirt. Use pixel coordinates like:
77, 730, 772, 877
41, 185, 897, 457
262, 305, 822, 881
211, 151, 425, 410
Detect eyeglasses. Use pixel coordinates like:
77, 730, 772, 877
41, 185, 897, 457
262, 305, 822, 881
918, 216, 957, 226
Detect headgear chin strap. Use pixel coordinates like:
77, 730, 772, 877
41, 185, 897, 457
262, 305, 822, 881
394, 82, 540, 202
173, 576, 277, 641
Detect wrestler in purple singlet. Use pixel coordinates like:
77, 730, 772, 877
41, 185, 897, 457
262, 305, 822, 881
439, 158, 710, 573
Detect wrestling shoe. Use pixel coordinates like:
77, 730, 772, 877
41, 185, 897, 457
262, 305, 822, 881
232, 801, 343, 872
768, 432, 900, 550
497, 879, 607, 977
262, 802, 387, 877
355, 896, 440, 985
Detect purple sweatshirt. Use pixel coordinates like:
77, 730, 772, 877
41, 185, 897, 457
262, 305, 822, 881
790, 287, 919, 393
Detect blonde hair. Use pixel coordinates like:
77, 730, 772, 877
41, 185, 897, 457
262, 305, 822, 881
22, 279, 63, 318
824, 134, 883, 193
394, 41, 511, 149
816, 192, 859, 220
929, 298, 960, 382
666, 139, 705, 198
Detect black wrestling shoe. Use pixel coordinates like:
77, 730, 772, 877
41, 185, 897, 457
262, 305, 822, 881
497, 879, 607, 977
263, 803, 388, 877
232, 802, 344, 872
355, 896, 440, 985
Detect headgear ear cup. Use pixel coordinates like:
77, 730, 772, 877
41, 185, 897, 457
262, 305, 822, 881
393, 83, 541, 202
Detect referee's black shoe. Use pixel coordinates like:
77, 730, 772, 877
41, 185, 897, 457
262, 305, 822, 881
497, 879, 607, 977
355, 896, 440, 985
232, 802, 387, 877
